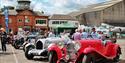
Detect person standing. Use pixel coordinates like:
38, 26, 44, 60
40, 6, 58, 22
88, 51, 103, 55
48, 31, 55, 37
91, 28, 99, 39
81, 29, 88, 39
98, 31, 106, 41
0, 28, 7, 52
44, 30, 49, 38
72, 29, 81, 40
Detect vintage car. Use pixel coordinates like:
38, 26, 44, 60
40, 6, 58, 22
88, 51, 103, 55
24, 37, 65, 60
23, 35, 45, 51
48, 39, 121, 63
22, 35, 37, 51
13, 37, 24, 49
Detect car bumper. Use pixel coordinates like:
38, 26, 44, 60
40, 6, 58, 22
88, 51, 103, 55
28, 49, 48, 56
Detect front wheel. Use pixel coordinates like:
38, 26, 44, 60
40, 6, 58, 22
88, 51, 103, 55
25, 46, 34, 60
49, 51, 58, 63
76, 54, 95, 63
113, 47, 121, 62
13, 43, 20, 49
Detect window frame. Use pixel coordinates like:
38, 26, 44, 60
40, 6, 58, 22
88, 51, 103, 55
18, 19, 22, 22
35, 19, 47, 25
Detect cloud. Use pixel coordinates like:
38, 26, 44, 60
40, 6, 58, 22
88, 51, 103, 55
1, 0, 111, 14
0, 0, 17, 7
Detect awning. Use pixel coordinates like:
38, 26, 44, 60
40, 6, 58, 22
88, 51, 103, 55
50, 23, 77, 28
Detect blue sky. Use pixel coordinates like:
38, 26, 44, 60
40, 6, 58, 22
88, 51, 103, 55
0, 0, 111, 14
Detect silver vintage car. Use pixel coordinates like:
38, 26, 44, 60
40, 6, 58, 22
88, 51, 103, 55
24, 37, 65, 60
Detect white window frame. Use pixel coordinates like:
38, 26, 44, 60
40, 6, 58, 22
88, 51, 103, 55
35, 19, 47, 26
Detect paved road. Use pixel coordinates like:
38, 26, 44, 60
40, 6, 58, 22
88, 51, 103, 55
0, 43, 48, 63
0, 39, 125, 63
117, 39, 125, 63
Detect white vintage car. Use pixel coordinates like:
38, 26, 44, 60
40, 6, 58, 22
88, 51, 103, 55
24, 37, 65, 60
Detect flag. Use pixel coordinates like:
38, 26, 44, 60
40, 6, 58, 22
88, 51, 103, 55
4, 6, 9, 33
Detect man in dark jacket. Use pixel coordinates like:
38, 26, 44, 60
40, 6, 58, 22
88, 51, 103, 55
0, 28, 7, 52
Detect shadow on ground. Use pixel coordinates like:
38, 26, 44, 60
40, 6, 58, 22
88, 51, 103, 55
119, 59, 125, 63
33, 57, 48, 62
0, 52, 17, 56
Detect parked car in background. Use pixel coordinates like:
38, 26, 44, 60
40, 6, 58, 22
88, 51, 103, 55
48, 39, 121, 63
13, 37, 24, 49
13, 28, 25, 49
23, 34, 45, 51
22, 34, 37, 51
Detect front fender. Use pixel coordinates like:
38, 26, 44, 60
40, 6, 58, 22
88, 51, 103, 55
48, 44, 62, 60
25, 43, 35, 48
25, 43, 35, 50
82, 47, 95, 54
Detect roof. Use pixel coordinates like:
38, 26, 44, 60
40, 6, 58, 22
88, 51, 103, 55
18, 0, 30, 1
50, 23, 78, 28
69, 0, 122, 16
50, 14, 78, 21
0, 10, 17, 15
34, 11, 49, 16
0, 9, 48, 16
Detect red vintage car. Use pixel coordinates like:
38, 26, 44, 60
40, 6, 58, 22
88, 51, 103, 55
48, 39, 121, 63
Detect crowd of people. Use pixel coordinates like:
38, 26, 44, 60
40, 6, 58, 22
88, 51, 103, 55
0, 27, 116, 52
72, 28, 106, 41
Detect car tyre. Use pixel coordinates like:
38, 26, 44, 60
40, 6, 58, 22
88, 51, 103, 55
76, 54, 95, 63
49, 51, 58, 63
113, 47, 121, 62
25, 46, 34, 60
13, 43, 20, 49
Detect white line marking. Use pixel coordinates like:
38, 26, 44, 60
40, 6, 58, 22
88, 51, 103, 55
11, 46, 19, 63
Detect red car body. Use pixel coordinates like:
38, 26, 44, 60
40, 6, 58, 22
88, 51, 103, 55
48, 39, 121, 63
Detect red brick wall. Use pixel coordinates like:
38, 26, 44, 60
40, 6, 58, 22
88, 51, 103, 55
35, 16, 49, 31
24, 15, 34, 26
0, 10, 49, 33
18, 10, 34, 15
1, 15, 6, 29
35, 16, 48, 25
0, 15, 2, 27
8, 15, 17, 32
16, 15, 25, 27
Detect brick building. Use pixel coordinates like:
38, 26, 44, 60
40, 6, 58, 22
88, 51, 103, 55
0, 0, 49, 33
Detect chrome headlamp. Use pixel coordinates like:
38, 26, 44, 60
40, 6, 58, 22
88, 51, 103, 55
73, 41, 81, 51
57, 42, 65, 49
44, 40, 51, 48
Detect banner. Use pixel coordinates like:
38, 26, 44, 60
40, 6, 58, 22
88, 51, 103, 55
4, 6, 9, 33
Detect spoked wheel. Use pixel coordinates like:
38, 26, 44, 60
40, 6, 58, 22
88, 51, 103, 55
76, 54, 95, 63
49, 51, 58, 63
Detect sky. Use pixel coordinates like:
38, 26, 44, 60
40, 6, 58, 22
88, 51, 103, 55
0, 0, 111, 14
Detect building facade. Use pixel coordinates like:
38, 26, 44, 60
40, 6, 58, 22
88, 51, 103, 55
69, 0, 125, 27
49, 14, 79, 34
103, 0, 125, 26
0, 0, 49, 33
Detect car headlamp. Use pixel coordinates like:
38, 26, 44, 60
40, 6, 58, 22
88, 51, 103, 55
73, 41, 81, 51
45, 40, 51, 48
58, 42, 65, 49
